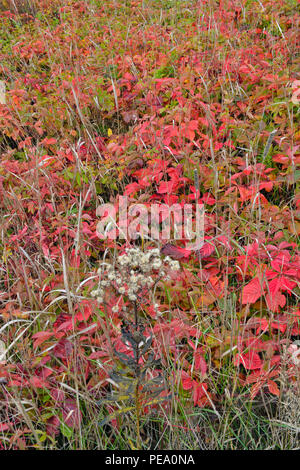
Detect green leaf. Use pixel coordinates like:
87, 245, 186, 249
60, 423, 73, 439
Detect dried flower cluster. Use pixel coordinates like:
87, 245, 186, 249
91, 247, 180, 305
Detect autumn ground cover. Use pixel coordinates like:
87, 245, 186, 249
0, 0, 299, 450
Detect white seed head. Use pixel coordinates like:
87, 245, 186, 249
92, 246, 180, 303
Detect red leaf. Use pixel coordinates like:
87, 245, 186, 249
124, 182, 140, 196
62, 399, 82, 429
268, 380, 280, 396
242, 277, 265, 304
250, 382, 262, 399
42, 137, 57, 146
181, 372, 193, 390
234, 351, 262, 370
192, 382, 208, 407
76, 305, 93, 322
198, 242, 215, 259
194, 353, 207, 376
255, 317, 269, 334
46, 416, 60, 437
157, 180, 176, 194
32, 331, 54, 348
201, 193, 216, 205
266, 291, 286, 313
161, 244, 191, 260
0, 422, 11, 432
29, 376, 48, 388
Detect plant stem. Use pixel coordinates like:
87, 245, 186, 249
134, 301, 141, 449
